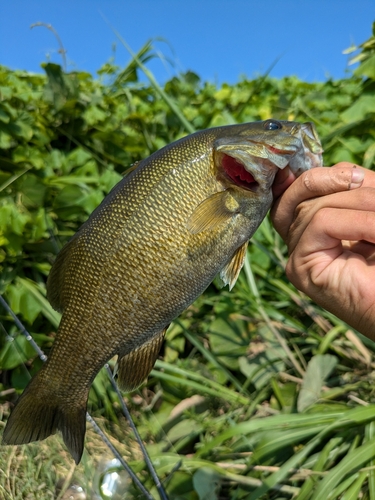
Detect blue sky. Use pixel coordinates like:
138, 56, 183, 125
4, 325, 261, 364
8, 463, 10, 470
1, 1, 375, 85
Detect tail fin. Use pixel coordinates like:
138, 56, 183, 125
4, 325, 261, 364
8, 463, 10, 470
2, 373, 87, 464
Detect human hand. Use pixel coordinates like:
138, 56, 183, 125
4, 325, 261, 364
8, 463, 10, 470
271, 163, 375, 340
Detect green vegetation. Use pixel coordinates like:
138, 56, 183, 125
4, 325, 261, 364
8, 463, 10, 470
1, 23, 375, 500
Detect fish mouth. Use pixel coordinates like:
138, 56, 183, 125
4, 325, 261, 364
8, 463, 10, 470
265, 145, 296, 156
215, 140, 298, 193
221, 153, 259, 191
289, 122, 324, 173
214, 120, 323, 192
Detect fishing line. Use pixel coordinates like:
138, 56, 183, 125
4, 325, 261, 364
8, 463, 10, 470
85, 413, 154, 500
0, 294, 166, 500
0, 321, 35, 383
0, 297, 47, 362
105, 364, 169, 500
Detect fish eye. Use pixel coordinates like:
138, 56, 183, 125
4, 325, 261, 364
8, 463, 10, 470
264, 120, 282, 131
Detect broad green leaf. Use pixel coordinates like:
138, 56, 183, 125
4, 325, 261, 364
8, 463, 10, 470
193, 468, 220, 500
78, 191, 104, 214
341, 94, 375, 123
19, 289, 43, 324
17, 277, 61, 328
0, 128, 12, 148
18, 174, 47, 207
364, 142, 375, 169
165, 471, 195, 498
0, 334, 36, 369
167, 419, 203, 443
0, 106, 10, 123
297, 354, 338, 412
354, 52, 375, 79
238, 349, 285, 390
99, 169, 123, 193
31, 208, 48, 241
53, 184, 86, 209
42, 62, 79, 110
83, 105, 108, 126
207, 316, 249, 369
67, 147, 92, 166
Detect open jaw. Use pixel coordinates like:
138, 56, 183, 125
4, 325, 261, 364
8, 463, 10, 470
221, 153, 259, 191
266, 145, 295, 156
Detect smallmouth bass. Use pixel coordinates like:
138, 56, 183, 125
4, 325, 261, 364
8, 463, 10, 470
3, 120, 323, 463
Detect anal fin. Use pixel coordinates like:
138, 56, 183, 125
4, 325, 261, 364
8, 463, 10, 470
219, 240, 249, 290
116, 327, 167, 392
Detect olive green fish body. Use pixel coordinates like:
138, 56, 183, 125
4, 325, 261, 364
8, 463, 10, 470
3, 120, 323, 463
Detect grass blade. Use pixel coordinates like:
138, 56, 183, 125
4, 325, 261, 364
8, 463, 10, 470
101, 15, 195, 134
311, 439, 375, 500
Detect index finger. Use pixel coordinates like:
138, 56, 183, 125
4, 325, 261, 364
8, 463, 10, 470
271, 163, 365, 241
272, 166, 296, 199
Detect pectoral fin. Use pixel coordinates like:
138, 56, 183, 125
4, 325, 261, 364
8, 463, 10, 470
116, 327, 167, 392
219, 240, 249, 290
186, 191, 239, 234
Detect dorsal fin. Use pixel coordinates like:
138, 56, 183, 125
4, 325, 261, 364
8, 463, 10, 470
122, 161, 141, 177
46, 234, 81, 313
219, 240, 249, 290
116, 327, 167, 392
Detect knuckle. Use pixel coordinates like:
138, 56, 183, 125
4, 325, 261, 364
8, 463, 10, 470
302, 169, 318, 192
288, 199, 316, 239
311, 206, 330, 227
364, 210, 375, 229
294, 199, 314, 219
359, 187, 375, 208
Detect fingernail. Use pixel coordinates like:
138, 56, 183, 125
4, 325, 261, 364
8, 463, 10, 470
350, 168, 365, 189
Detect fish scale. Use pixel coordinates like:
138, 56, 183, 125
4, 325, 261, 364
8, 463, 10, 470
2, 120, 323, 464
